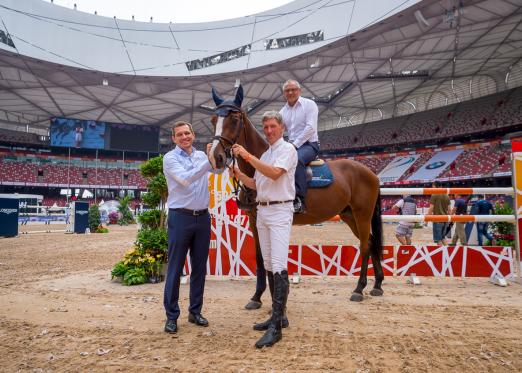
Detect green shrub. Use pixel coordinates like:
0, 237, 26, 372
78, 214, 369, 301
111, 261, 128, 279
123, 267, 147, 286
141, 191, 161, 209
96, 226, 109, 233
136, 228, 168, 252
138, 209, 164, 230
117, 195, 135, 225
88, 204, 101, 232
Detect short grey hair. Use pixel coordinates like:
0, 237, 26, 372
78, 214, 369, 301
261, 110, 283, 125
282, 79, 301, 91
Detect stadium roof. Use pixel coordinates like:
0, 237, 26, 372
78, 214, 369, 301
0, 0, 521, 145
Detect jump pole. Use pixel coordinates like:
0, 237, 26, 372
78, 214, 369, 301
512, 140, 522, 283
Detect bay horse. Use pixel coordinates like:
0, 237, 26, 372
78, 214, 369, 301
208, 85, 384, 303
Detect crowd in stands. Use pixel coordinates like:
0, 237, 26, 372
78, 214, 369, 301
320, 87, 522, 151
0, 150, 148, 188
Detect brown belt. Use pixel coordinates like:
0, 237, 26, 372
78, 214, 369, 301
257, 200, 293, 206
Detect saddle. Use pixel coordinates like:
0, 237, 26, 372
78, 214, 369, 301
305, 159, 334, 188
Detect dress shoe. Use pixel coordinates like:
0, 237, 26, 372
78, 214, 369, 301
164, 319, 177, 334
188, 313, 209, 327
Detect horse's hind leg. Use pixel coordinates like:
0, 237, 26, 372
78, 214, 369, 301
369, 245, 384, 296
339, 212, 370, 302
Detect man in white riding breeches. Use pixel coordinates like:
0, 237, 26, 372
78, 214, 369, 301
231, 110, 297, 349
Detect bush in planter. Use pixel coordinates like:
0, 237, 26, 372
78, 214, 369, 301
491, 202, 515, 247
88, 204, 101, 232
111, 156, 168, 285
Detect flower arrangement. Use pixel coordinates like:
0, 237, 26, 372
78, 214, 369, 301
108, 211, 119, 225
491, 201, 515, 248
111, 246, 166, 285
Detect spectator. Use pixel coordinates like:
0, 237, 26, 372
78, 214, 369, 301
428, 181, 450, 245
392, 195, 416, 245
476, 195, 495, 246
450, 194, 468, 245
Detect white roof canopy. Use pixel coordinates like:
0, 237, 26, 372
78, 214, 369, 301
0, 0, 520, 144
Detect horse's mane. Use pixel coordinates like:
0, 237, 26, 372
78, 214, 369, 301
239, 110, 268, 178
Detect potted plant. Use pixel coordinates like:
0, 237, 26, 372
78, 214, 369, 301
491, 201, 515, 248
111, 156, 168, 285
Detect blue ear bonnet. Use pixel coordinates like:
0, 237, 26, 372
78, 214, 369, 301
212, 85, 244, 116
214, 101, 241, 116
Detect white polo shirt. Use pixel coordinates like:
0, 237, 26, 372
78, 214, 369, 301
254, 137, 297, 203
279, 96, 319, 148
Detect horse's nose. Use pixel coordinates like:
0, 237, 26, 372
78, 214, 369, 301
216, 153, 224, 168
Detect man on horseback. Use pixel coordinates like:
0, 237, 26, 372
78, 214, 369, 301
279, 79, 319, 214
230, 110, 297, 348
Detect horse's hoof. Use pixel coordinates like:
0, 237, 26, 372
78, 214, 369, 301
370, 288, 384, 297
350, 293, 364, 302
245, 300, 262, 310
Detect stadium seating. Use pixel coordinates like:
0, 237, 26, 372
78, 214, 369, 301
0, 153, 148, 188
319, 88, 521, 151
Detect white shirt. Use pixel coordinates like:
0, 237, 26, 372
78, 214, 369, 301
394, 197, 416, 227
279, 96, 319, 148
254, 138, 297, 202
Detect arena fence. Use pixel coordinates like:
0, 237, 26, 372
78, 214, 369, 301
0, 200, 89, 236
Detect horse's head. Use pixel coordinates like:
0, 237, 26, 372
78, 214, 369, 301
208, 85, 244, 170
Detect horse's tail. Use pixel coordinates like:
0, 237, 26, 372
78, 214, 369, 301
370, 191, 383, 260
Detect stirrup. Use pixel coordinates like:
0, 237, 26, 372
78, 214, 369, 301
293, 198, 306, 214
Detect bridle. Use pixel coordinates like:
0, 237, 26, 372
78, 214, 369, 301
212, 103, 254, 206
212, 103, 244, 166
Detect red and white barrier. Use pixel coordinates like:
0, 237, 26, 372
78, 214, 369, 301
203, 161, 520, 278
381, 187, 514, 196
382, 214, 516, 223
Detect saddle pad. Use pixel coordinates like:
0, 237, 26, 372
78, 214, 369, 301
308, 162, 334, 188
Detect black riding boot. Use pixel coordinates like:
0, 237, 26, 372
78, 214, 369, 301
253, 271, 289, 330
255, 271, 288, 348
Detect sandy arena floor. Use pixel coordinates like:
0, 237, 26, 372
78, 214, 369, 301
0, 224, 521, 372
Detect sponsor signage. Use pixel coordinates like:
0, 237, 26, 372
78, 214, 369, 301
0, 198, 19, 237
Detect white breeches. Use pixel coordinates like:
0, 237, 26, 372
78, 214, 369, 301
256, 203, 293, 274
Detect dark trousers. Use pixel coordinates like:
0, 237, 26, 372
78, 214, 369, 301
295, 141, 320, 199
249, 212, 267, 300
163, 210, 211, 321
477, 222, 493, 246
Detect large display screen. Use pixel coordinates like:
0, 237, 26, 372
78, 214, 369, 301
50, 118, 159, 152
109, 124, 159, 152
50, 117, 107, 149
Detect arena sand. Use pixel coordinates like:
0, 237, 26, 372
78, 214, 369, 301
0, 224, 521, 372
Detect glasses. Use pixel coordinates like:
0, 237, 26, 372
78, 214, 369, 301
284, 88, 299, 93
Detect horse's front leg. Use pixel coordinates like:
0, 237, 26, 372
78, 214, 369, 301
350, 250, 369, 302
245, 212, 267, 310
